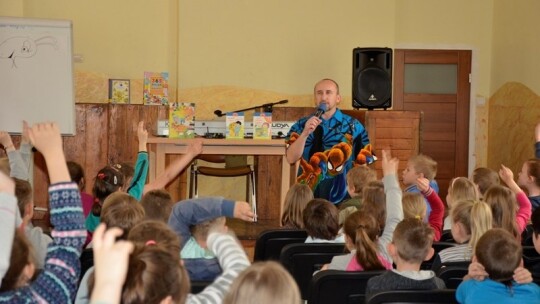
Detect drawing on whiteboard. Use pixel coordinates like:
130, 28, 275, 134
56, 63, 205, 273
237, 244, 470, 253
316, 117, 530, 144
0, 36, 58, 68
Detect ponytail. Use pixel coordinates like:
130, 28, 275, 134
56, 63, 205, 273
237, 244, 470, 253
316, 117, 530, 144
344, 211, 385, 271
469, 200, 493, 254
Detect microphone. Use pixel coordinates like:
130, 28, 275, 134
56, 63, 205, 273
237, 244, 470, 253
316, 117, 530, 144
276, 99, 289, 105
314, 103, 327, 118
214, 110, 224, 117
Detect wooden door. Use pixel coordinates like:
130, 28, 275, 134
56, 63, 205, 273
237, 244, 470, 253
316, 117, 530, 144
393, 49, 471, 199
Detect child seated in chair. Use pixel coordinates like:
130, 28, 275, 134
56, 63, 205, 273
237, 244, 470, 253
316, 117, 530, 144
457, 228, 540, 303
365, 218, 446, 300
168, 197, 255, 281
303, 198, 344, 243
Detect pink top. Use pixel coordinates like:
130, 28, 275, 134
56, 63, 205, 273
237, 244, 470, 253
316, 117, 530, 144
422, 187, 445, 241
80, 191, 94, 218
346, 254, 393, 271
516, 191, 532, 233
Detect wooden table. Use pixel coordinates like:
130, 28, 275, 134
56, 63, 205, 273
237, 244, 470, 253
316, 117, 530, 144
147, 137, 291, 217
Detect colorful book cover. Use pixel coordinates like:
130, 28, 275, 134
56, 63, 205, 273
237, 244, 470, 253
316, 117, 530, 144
169, 102, 195, 138
253, 112, 272, 139
225, 112, 244, 139
108, 79, 130, 104
143, 71, 169, 105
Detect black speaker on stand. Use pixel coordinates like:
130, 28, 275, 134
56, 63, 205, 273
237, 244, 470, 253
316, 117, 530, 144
352, 47, 392, 110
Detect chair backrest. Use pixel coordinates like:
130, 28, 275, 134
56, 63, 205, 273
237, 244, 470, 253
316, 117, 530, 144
436, 264, 469, 289
253, 229, 307, 261
307, 270, 385, 304
522, 245, 540, 258
421, 242, 458, 270
366, 289, 457, 304
80, 247, 94, 282
439, 230, 455, 243
280, 243, 346, 299
190, 280, 212, 294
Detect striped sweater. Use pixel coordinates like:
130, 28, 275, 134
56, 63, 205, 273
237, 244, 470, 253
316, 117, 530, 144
0, 182, 86, 304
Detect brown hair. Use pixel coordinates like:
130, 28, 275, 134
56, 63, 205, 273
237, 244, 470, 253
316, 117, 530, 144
402, 192, 427, 221
128, 220, 181, 254
223, 261, 301, 304
448, 177, 479, 206
192, 217, 226, 242
281, 183, 313, 229
0, 229, 34, 292
303, 199, 339, 240
475, 228, 521, 286
140, 189, 174, 223
101, 192, 145, 238
67, 160, 85, 190
484, 185, 520, 239
113, 162, 135, 191
346, 166, 377, 196
122, 245, 189, 304
392, 218, 434, 263
360, 181, 386, 234
472, 167, 500, 196
525, 159, 540, 188
92, 166, 125, 215
343, 211, 385, 270
409, 154, 438, 180
14, 178, 32, 218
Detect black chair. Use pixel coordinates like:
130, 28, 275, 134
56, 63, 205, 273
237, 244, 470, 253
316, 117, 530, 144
439, 230, 455, 243
253, 229, 307, 261
280, 243, 346, 299
522, 245, 540, 258
190, 281, 212, 294
521, 224, 533, 246
307, 270, 385, 304
522, 254, 540, 285
79, 248, 94, 282
421, 242, 457, 270
366, 289, 458, 304
436, 264, 469, 289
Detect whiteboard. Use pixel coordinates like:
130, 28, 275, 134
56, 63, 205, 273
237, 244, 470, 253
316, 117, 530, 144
0, 17, 75, 135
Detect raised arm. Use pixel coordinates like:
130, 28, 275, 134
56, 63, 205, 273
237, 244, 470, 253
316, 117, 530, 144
127, 121, 149, 200
0, 172, 17, 282
499, 164, 532, 232
418, 177, 445, 241
0, 131, 29, 181
143, 138, 202, 194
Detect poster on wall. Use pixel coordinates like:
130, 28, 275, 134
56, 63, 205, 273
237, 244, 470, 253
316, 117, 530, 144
143, 71, 168, 105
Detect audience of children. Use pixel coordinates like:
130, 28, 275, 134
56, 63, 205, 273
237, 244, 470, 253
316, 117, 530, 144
471, 167, 500, 199
280, 183, 314, 229
365, 218, 446, 300
456, 228, 540, 303
402, 154, 439, 218
405, 176, 445, 241
140, 189, 174, 223
323, 211, 392, 271
431, 200, 493, 271
223, 261, 301, 304
303, 198, 344, 243
517, 158, 540, 211
339, 166, 377, 210
443, 177, 479, 230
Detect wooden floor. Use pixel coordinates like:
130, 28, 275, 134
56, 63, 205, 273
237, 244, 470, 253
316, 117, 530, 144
226, 218, 281, 261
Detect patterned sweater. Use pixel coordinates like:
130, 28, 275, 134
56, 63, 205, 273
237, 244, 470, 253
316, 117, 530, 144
0, 182, 86, 304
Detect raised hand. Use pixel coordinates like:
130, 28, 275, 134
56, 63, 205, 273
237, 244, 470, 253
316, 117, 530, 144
27, 122, 68, 183
0, 131, 14, 151
21, 121, 31, 145
233, 201, 256, 222
381, 149, 399, 176
416, 177, 431, 193
137, 121, 148, 152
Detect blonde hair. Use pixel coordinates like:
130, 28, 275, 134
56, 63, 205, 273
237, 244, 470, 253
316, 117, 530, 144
402, 192, 427, 221
451, 200, 492, 252
448, 177, 478, 206
223, 261, 301, 304
346, 166, 377, 195
281, 183, 313, 229
484, 185, 520, 239
409, 154, 437, 180
360, 181, 386, 233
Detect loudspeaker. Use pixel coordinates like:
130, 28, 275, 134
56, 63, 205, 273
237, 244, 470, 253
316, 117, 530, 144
352, 47, 392, 109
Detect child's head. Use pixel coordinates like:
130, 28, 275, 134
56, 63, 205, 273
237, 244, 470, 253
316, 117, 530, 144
484, 185, 520, 239
346, 166, 377, 197
122, 245, 189, 304
450, 200, 492, 250
0, 229, 35, 292
446, 177, 478, 208
192, 216, 227, 244
402, 192, 427, 221
343, 211, 385, 270
303, 199, 339, 240
67, 160, 86, 191
517, 159, 540, 191
402, 154, 437, 186
531, 207, 540, 254
140, 189, 174, 223
474, 228, 521, 286
389, 218, 434, 265
101, 192, 145, 238
280, 183, 314, 229
14, 178, 33, 223
113, 162, 135, 192
472, 167, 500, 197
128, 220, 181, 255
360, 181, 386, 234
92, 166, 125, 215
223, 261, 301, 304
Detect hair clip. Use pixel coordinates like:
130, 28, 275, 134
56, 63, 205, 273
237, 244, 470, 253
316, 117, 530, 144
145, 240, 156, 246
114, 163, 122, 169
414, 215, 422, 220
97, 173, 106, 180
113, 175, 118, 185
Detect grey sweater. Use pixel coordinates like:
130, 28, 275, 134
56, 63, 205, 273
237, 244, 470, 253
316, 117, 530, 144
366, 270, 446, 300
